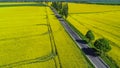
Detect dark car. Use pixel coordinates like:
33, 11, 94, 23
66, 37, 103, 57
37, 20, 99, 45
56, 14, 62, 18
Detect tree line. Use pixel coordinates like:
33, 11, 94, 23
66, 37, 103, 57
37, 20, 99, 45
51, 2, 68, 18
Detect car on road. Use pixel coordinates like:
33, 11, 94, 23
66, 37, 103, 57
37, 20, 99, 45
55, 14, 62, 18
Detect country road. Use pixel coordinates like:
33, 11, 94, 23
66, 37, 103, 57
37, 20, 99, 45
50, 7, 110, 68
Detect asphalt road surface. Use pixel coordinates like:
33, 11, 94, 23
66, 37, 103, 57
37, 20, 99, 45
50, 7, 110, 68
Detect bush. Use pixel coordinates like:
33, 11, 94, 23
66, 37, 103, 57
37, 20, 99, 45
94, 38, 111, 55
85, 30, 95, 42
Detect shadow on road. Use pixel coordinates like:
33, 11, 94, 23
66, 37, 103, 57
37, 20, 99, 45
76, 39, 99, 57
82, 48, 99, 57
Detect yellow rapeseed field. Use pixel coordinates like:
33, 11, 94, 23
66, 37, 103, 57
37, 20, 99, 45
0, 2, 89, 68
0, 3, 55, 68
67, 3, 120, 67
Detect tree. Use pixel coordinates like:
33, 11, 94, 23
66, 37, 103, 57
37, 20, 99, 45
64, 3, 68, 18
94, 38, 111, 55
59, 3, 68, 18
58, 2, 62, 13
51, 2, 57, 10
58, 2, 62, 10
85, 30, 95, 42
